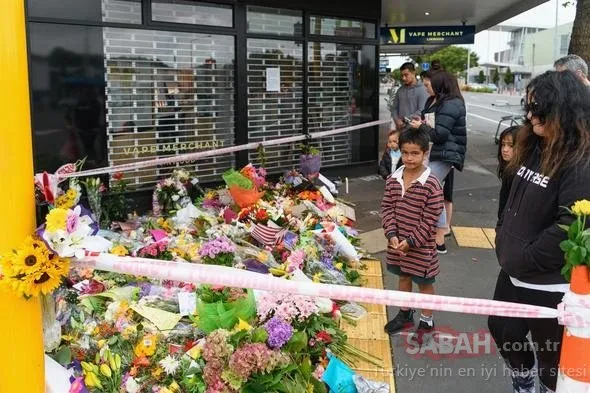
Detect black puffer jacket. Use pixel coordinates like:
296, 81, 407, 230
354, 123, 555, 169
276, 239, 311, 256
418, 97, 467, 171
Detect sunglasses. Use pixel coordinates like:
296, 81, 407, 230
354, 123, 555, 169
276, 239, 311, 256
524, 101, 543, 117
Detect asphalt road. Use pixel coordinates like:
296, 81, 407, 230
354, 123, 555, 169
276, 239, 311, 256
371, 90, 544, 393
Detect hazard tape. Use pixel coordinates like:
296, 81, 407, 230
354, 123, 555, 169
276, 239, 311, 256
74, 254, 589, 327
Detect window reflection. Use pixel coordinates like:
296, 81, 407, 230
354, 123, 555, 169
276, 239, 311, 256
308, 42, 376, 164
28, 23, 106, 172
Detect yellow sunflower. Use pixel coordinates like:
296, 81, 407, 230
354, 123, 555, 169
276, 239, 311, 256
19, 266, 62, 297
49, 254, 70, 277
13, 243, 50, 275
45, 208, 68, 233
0, 250, 18, 278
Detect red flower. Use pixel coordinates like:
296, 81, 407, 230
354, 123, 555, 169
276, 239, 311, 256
255, 209, 268, 222
113, 172, 124, 181
316, 330, 332, 344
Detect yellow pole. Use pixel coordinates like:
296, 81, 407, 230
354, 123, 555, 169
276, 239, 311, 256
0, 1, 45, 393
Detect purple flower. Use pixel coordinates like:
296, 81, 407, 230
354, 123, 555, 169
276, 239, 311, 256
264, 317, 293, 349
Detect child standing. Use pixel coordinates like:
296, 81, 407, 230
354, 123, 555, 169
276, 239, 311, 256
378, 130, 402, 179
496, 126, 518, 220
381, 129, 444, 343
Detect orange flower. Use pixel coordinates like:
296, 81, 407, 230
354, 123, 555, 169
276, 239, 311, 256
298, 191, 320, 201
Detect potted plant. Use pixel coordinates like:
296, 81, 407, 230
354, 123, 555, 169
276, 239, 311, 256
559, 199, 590, 284
299, 142, 321, 179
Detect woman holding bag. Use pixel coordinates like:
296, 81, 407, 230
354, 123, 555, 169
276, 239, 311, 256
409, 70, 467, 253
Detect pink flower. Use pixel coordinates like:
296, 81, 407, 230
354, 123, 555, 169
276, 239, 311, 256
66, 210, 79, 233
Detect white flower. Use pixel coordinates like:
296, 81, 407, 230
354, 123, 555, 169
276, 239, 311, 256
159, 355, 180, 375
125, 377, 140, 393
171, 194, 180, 202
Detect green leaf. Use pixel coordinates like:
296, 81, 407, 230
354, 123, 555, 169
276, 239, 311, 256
558, 224, 571, 232
568, 246, 583, 266
560, 240, 575, 252
53, 346, 72, 366
569, 219, 581, 240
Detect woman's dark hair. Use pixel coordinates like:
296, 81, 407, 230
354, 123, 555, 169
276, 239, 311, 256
399, 129, 430, 152
428, 70, 464, 102
508, 70, 590, 177
497, 126, 519, 179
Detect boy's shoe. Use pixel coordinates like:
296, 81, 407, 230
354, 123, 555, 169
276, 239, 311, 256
409, 320, 435, 346
436, 243, 448, 254
384, 309, 415, 334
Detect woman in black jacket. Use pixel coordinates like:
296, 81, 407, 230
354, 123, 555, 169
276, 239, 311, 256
409, 70, 466, 252
489, 71, 590, 393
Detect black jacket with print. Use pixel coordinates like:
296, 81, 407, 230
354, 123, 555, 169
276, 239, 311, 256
496, 143, 590, 285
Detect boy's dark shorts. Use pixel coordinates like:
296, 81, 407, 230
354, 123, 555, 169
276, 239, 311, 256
386, 264, 436, 285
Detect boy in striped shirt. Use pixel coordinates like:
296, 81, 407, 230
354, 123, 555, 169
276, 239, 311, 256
381, 129, 444, 343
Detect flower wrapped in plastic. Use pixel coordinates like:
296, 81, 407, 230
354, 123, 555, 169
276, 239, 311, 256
228, 185, 264, 209
196, 286, 256, 333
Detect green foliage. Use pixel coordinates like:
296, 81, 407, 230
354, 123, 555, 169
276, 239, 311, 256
559, 210, 590, 281
391, 68, 401, 82
101, 175, 129, 226
476, 70, 486, 84
504, 67, 515, 86
299, 143, 320, 156
492, 68, 500, 85
410, 46, 479, 74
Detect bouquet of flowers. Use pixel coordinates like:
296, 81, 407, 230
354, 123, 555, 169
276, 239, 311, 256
153, 170, 201, 216
198, 237, 236, 267
196, 286, 256, 333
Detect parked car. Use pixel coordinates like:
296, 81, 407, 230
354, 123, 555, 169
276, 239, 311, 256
520, 95, 525, 108
486, 83, 498, 92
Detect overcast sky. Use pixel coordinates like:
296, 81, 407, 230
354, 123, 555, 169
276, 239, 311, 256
474, 0, 576, 62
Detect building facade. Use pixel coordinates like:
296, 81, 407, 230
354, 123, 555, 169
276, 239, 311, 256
27, 0, 380, 190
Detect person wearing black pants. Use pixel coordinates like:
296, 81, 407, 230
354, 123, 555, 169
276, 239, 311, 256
489, 71, 590, 393
488, 271, 564, 392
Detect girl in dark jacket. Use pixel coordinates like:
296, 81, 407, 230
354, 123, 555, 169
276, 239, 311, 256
378, 129, 402, 179
489, 71, 590, 393
496, 125, 519, 220
409, 70, 467, 252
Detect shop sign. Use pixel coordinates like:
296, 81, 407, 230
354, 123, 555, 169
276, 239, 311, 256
380, 25, 475, 45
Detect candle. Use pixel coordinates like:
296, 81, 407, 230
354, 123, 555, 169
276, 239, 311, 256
345, 177, 349, 194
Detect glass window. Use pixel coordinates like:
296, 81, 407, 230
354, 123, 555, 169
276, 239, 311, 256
308, 42, 376, 165
247, 6, 303, 36
151, 0, 233, 27
309, 16, 375, 39
102, 0, 142, 24
104, 28, 235, 188
28, 23, 106, 173
27, 0, 102, 21
247, 39, 303, 172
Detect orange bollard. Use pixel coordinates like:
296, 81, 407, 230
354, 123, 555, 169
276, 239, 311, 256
556, 265, 590, 392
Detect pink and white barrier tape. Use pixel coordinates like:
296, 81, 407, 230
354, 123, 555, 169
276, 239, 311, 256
64, 120, 388, 178
74, 254, 590, 326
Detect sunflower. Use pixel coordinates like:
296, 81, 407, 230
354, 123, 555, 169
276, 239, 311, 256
45, 208, 68, 233
13, 243, 50, 275
19, 266, 63, 297
0, 250, 18, 277
49, 254, 70, 277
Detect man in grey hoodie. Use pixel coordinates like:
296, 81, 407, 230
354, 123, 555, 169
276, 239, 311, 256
391, 62, 430, 131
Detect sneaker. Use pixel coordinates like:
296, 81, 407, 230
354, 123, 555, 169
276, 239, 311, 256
410, 320, 435, 346
384, 309, 415, 334
436, 243, 448, 254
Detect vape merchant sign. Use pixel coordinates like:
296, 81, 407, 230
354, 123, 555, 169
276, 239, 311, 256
380, 25, 475, 45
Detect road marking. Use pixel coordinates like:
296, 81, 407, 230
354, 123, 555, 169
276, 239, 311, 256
466, 103, 523, 116
361, 175, 381, 181
467, 112, 502, 124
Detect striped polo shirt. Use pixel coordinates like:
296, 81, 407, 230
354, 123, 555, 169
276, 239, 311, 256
381, 166, 444, 278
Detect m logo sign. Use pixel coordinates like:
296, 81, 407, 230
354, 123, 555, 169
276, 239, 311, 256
388, 28, 406, 44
